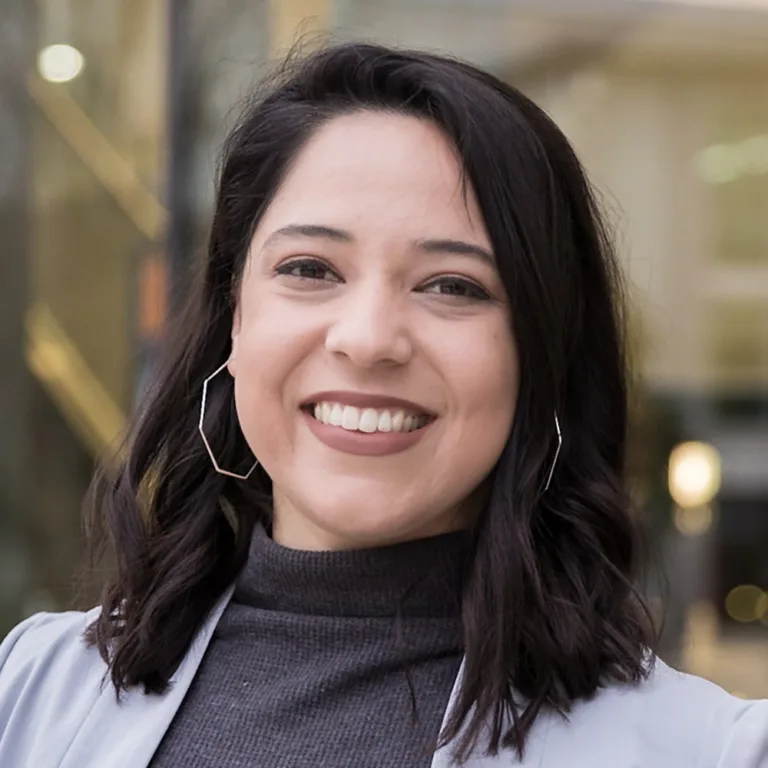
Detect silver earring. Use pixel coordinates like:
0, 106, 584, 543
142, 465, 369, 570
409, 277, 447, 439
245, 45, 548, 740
543, 412, 562, 492
199, 361, 258, 480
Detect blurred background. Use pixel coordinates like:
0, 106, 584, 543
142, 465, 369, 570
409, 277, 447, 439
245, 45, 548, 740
0, 0, 766, 696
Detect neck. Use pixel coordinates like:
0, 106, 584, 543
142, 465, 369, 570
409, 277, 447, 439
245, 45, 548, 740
235, 521, 471, 618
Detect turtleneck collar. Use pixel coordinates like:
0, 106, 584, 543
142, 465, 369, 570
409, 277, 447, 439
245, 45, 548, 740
234, 523, 471, 619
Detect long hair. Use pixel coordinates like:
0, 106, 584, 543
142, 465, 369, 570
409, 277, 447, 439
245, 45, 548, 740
85, 42, 654, 763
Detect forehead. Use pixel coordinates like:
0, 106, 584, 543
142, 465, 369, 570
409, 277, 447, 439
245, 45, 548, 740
256, 111, 489, 245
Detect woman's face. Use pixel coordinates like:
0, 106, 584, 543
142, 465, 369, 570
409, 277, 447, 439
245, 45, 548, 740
230, 111, 519, 550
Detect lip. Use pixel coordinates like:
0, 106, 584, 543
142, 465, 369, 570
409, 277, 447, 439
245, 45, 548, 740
300, 409, 434, 457
301, 390, 436, 416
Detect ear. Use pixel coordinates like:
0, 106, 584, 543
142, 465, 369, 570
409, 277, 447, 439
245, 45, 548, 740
228, 305, 242, 377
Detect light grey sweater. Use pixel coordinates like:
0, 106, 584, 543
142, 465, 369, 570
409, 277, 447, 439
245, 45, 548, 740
149, 524, 469, 767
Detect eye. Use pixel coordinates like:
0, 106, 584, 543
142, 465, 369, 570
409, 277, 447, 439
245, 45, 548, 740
418, 276, 491, 301
274, 257, 341, 283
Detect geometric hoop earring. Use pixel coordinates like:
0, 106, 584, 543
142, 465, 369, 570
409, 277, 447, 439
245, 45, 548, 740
198, 360, 259, 480
543, 411, 562, 492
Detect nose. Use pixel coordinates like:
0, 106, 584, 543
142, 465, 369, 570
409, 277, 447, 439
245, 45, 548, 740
324, 283, 412, 368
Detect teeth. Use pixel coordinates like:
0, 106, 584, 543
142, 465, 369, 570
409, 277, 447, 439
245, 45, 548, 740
329, 403, 344, 427
359, 408, 379, 433
309, 402, 429, 434
377, 410, 392, 432
341, 406, 360, 431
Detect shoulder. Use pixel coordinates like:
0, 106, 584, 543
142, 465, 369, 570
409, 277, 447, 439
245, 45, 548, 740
0, 607, 102, 686
640, 659, 768, 766
0, 608, 107, 761
0, 591, 233, 767
548, 658, 768, 767
1, 607, 98, 653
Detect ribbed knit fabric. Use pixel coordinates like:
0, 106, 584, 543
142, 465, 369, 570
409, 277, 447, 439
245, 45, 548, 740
149, 523, 468, 767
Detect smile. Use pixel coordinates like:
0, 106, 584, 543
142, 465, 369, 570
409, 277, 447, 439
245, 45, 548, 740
309, 402, 431, 434
300, 393, 436, 457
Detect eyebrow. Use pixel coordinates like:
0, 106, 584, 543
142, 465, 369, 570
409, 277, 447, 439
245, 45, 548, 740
263, 224, 353, 248
415, 238, 495, 265
263, 223, 494, 265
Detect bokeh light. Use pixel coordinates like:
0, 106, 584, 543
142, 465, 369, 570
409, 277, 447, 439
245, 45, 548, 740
37, 44, 85, 83
668, 442, 722, 509
724, 585, 768, 623
673, 504, 714, 537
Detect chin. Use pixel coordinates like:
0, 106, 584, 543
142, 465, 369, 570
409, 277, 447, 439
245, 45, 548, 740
321, 505, 417, 547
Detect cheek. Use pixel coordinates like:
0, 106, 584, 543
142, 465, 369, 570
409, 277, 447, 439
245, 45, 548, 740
446, 320, 518, 418
232, 349, 281, 463
235, 291, 319, 392
231, 298, 317, 457
435, 318, 518, 467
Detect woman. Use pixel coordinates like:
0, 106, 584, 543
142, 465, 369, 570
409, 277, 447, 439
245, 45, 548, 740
0, 42, 766, 768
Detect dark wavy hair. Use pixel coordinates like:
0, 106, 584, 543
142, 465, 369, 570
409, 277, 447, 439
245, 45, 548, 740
85, 41, 655, 763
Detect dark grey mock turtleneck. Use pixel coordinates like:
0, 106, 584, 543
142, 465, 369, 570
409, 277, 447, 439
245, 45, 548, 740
150, 524, 468, 767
